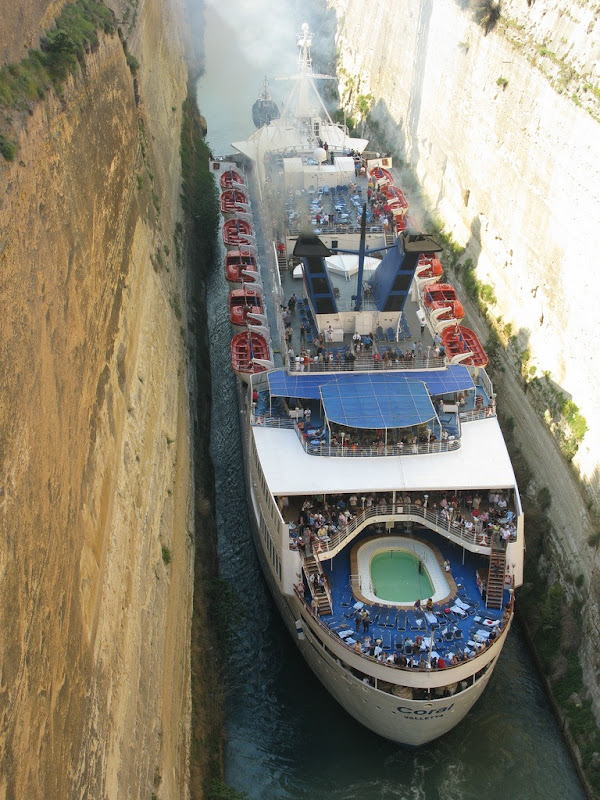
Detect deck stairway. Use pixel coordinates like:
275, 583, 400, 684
277, 247, 287, 273
385, 229, 395, 247
302, 553, 333, 616
486, 538, 507, 609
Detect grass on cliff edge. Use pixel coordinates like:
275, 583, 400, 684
0, 0, 115, 159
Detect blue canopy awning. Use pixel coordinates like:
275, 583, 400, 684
267, 365, 473, 401
320, 374, 435, 429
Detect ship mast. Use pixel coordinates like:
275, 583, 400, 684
280, 22, 336, 126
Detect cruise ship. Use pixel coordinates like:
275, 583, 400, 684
210, 23, 524, 746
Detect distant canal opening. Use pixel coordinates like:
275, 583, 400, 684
370, 550, 434, 603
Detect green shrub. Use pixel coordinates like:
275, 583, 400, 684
0, 132, 17, 160
161, 546, 172, 565
473, 0, 501, 34
0, 0, 115, 109
496, 76, 508, 89
537, 486, 552, 511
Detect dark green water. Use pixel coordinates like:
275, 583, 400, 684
371, 551, 434, 602
198, 2, 586, 797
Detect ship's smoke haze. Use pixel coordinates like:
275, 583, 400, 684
203, 0, 298, 102
195, 0, 341, 159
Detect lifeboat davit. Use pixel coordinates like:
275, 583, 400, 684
415, 254, 444, 285
220, 189, 250, 216
225, 250, 258, 284
441, 325, 488, 367
231, 330, 272, 383
223, 218, 254, 247
220, 168, 246, 189
369, 166, 394, 187
228, 288, 264, 330
424, 283, 465, 323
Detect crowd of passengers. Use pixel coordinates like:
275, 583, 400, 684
350, 621, 506, 669
284, 489, 517, 552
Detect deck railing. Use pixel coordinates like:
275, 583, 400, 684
458, 407, 496, 422
286, 355, 447, 374
251, 414, 461, 457
309, 503, 484, 557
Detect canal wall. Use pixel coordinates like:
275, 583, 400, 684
0, 1, 199, 797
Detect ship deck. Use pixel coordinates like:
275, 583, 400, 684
299, 523, 510, 670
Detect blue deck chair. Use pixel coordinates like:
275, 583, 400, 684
396, 610, 407, 631
340, 589, 352, 607
387, 327, 395, 342
394, 634, 404, 651
381, 630, 392, 651
376, 325, 385, 341
385, 610, 398, 628
408, 611, 425, 631
370, 604, 383, 624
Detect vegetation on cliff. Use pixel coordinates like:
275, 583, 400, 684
0, 0, 115, 160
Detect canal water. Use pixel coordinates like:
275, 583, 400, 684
198, 1, 585, 797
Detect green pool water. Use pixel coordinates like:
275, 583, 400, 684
370, 550, 434, 603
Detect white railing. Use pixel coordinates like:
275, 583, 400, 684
287, 356, 447, 374
459, 407, 496, 422
310, 503, 483, 556
475, 367, 494, 400
250, 415, 461, 457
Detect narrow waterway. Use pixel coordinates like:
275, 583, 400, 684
198, 1, 585, 797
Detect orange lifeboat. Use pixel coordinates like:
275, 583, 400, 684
220, 168, 245, 189
441, 325, 488, 367
220, 189, 249, 215
228, 288, 264, 330
225, 250, 258, 284
231, 330, 272, 383
223, 218, 254, 247
415, 254, 444, 284
423, 283, 465, 322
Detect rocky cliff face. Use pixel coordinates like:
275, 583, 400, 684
331, 0, 600, 712
0, 1, 194, 796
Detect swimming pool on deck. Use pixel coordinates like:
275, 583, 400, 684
355, 537, 450, 605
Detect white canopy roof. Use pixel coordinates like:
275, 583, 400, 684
325, 254, 380, 278
252, 417, 517, 496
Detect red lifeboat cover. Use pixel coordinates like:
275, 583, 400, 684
369, 166, 394, 185
223, 218, 253, 246
220, 189, 249, 214
225, 251, 258, 283
415, 254, 444, 279
228, 288, 263, 326
381, 184, 409, 213
441, 325, 488, 367
220, 168, 245, 188
423, 283, 465, 321
231, 331, 270, 374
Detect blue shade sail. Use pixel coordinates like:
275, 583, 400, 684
267, 365, 473, 402
319, 374, 435, 429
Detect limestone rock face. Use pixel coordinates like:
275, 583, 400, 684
0, 1, 193, 797
333, 0, 600, 486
